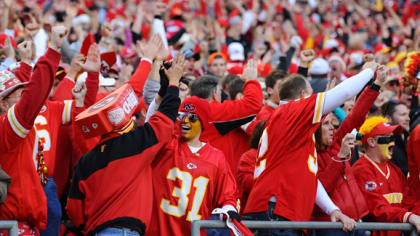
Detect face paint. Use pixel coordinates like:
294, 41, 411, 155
179, 112, 202, 139
376, 136, 395, 160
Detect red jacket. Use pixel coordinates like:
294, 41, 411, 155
66, 86, 180, 235
313, 86, 379, 221
353, 156, 419, 236
0, 48, 60, 229
204, 80, 262, 173
407, 125, 420, 205
236, 148, 257, 213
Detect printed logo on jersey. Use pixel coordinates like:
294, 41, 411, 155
40, 105, 47, 113
365, 181, 377, 191
187, 162, 197, 169
183, 103, 196, 113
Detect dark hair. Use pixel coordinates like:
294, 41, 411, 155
190, 75, 219, 99
381, 100, 406, 118
265, 70, 287, 89
279, 74, 308, 100
250, 120, 267, 149
228, 78, 245, 100
221, 74, 239, 90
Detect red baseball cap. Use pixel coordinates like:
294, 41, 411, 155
75, 84, 139, 138
362, 122, 403, 144
120, 47, 137, 59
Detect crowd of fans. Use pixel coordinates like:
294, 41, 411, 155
1, 0, 420, 236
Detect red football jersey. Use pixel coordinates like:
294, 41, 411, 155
148, 138, 239, 236
34, 100, 73, 177
353, 155, 416, 236
244, 93, 325, 221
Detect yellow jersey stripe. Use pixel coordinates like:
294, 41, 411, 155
8, 105, 29, 138
62, 100, 73, 125
313, 92, 325, 124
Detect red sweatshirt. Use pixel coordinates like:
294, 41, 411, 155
0, 48, 60, 229
313, 86, 379, 221
407, 125, 420, 205
236, 148, 257, 213
204, 80, 262, 173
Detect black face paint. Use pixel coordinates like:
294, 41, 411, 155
376, 136, 396, 144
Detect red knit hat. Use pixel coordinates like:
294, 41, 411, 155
75, 84, 138, 138
179, 96, 211, 129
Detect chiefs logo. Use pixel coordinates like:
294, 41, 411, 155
100, 61, 110, 75
365, 181, 377, 191
183, 104, 196, 113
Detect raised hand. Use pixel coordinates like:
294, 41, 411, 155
50, 25, 68, 51
18, 40, 33, 64
362, 53, 374, 63
242, 59, 258, 81
337, 133, 356, 159
374, 65, 388, 87
300, 49, 316, 68
164, 52, 186, 86
153, 2, 167, 16
76, 44, 101, 73
362, 61, 379, 72
72, 81, 87, 108
137, 34, 163, 60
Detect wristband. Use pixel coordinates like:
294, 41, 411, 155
154, 15, 162, 19
370, 83, 381, 92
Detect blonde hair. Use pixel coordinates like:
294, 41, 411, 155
359, 116, 389, 136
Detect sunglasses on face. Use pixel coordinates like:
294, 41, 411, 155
177, 112, 199, 123
376, 136, 395, 144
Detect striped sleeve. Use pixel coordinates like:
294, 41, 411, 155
312, 92, 325, 124
7, 105, 30, 138
62, 100, 73, 125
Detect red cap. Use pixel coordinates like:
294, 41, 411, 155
100, 51, 117, 74
362, 122, 403, 144
120, 46, 137, 59
179, 96, 211, 129
75, 84, 139, 138
258, 63, 272, 77
0, 71, 26, 99
373, 43, 391, 54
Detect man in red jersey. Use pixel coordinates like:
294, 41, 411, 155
353, 116, 420, 236
66, 53, 183, 236
147, 96, 240, 236
189, 59, 263, 174
244, 62, 379, 235
0, 26, 68, 235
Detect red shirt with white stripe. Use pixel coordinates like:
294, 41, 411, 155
244, 93, 325, 221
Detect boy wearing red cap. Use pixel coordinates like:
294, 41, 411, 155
0, 26, 68, 235
147, 95, 240, 236
66, 59, 182, 236
353, 116, 420, 236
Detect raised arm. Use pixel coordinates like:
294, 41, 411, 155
322, 62, 378, 115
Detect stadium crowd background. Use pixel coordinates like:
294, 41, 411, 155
1, 0, 420, 235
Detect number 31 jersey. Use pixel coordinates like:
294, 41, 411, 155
244, 93, 325, 222
148, 137, 239, 236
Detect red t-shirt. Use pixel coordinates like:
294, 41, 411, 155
244, 93, 325, 221
148, 138, 238, 236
